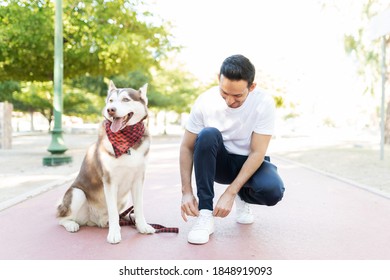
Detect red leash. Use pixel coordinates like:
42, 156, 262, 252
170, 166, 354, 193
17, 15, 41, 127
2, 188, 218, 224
119, 206, 179, 233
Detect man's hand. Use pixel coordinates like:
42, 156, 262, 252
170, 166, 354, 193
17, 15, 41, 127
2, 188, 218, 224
181, 193, 199, 222
213, 189, 236, 218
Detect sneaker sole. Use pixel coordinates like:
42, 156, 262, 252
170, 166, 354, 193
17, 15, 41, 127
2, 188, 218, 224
236, 217, 254, 224
187, 229, 214, 245
188, 232, 213, 245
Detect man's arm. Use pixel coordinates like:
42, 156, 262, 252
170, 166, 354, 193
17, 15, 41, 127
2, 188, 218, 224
179, 130, 199, 221
213, 133, 272, 218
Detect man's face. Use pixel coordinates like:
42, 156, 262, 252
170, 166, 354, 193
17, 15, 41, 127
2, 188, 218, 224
219, 75, 255, 108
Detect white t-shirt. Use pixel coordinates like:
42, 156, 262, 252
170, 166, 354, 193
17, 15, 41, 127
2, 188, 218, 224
185, 86, 275, 156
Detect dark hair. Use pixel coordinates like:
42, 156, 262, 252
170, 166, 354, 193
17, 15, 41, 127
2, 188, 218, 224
219, 54, 255, 88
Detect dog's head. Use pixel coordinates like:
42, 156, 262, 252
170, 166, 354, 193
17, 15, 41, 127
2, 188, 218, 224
103, 81, 148, 133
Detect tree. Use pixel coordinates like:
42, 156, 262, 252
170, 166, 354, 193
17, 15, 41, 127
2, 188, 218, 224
0, 0, 180, 125
333, 0, 390, 143
150, 60, 204, 114
63, 85, 104, 122
12, 81, 53, 130
0, 0, 54, 81
0, 0, 176, 82
62, 0, 176, 79
0, 81, 20, 102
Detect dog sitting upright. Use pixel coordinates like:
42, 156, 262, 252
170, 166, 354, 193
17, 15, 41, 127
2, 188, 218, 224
57, 81, 155, 244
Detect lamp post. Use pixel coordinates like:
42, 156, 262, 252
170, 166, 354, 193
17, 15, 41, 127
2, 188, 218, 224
43, 0, 72, 166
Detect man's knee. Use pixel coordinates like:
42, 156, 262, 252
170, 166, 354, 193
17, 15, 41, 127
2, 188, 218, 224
240, 179, 285, 206
195, 127, 222, 151
264, 182, 285, 206
197, 127, 220, 141
253, 162, 284, 206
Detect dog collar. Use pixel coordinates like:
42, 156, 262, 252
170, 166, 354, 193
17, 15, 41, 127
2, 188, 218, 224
104, 121, 145, 158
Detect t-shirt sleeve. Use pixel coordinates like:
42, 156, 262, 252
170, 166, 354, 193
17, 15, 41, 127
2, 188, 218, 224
185, 98, 204, 134
253, 95, 276, 135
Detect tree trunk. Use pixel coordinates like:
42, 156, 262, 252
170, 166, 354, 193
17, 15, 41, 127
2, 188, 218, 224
385, 100, 390, 145
29, 110, 35, 131
163, 111, 167, 135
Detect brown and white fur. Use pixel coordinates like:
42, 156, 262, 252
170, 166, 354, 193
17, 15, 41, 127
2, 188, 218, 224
57, 81, 155, 244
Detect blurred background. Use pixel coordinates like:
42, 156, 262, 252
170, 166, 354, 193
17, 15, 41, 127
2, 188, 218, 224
0, 0, 389, 196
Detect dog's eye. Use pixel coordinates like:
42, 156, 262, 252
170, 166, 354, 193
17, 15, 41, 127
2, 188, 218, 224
109, 99, 113, 103
122, 98, 131, 102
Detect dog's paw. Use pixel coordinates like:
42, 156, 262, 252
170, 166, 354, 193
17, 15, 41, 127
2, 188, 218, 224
107, 228, 121, 244
137, 223, 156, 234
61, 220, 80, 232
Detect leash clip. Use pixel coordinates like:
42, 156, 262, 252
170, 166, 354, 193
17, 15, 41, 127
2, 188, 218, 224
126, 149, 131, 155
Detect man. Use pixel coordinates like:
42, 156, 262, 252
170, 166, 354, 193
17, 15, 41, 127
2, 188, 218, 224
180, 54, 285, 245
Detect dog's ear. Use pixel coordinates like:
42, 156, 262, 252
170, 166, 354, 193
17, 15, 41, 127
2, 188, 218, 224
139, 83, 148, 105
109, 80, 117, 91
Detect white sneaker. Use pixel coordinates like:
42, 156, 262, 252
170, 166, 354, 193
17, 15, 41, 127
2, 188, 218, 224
235, 196, 254, 224
187, 209, 215, 244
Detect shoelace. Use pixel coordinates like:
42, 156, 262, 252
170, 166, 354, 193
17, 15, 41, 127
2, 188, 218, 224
243, 203, 252, 214
192, 214, 213, 230
237, 200, 252, 215
119, 206, 179, 233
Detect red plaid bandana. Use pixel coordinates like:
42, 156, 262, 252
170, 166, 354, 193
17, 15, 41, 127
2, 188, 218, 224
104, 120, 145, 158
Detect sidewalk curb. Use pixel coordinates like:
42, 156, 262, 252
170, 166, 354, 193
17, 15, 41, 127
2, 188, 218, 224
273, 155, 390, 200
0, 172, 77, 212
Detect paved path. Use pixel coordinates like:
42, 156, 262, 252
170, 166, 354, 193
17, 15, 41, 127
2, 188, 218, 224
0, 133, 389, 260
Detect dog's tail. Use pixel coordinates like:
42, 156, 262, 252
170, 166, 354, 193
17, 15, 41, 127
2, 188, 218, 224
56, 187, 73, 218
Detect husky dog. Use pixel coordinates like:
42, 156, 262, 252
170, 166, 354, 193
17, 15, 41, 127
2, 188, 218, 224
57, 81, 155, 244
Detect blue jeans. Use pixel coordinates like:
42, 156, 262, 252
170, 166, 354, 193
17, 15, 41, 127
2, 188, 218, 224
194, 127, 285, 211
